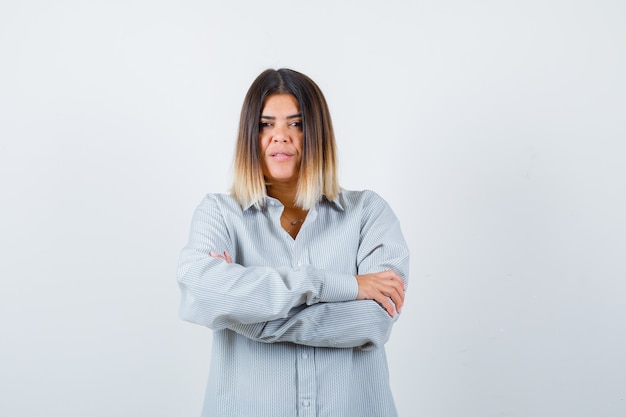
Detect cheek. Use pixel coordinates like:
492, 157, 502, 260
296, 135, 305, 152
257, 135, 267, 152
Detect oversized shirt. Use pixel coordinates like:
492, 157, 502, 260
177, 189, 410, 417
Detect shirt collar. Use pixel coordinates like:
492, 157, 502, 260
242, 192, 345, 212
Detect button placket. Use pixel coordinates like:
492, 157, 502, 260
296, 346, 316, 416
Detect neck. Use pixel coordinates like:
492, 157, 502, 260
267, 183, 299, 209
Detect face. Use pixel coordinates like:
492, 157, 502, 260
258, 93, 304, 187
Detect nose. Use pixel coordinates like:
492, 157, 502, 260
272, 126, 288, 142
273, 135, 287, 142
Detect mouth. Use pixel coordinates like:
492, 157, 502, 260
269, 151, 295, 161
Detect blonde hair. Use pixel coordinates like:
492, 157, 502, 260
231, 68, 339, 209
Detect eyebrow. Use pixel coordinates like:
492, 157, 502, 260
260, 113, 302, 120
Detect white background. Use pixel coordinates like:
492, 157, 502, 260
1, 0, 625, 416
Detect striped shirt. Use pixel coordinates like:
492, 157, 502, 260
177, 189, 410, 417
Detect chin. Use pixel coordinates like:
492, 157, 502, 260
266, 173, 298, 183
267, 170, 297, 180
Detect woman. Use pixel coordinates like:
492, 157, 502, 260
177, 68, 409, 417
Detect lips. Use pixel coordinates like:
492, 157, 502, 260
270, 151, 293, 156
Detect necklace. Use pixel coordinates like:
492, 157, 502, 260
282, 213, 305, 226
281, 209, 308, 239
281, 211, 307, 238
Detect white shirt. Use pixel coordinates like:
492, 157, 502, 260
177, 189, 410, 417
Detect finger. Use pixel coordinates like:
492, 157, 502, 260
371, 290, 397, 317
392, 281, 406, 304
381, 296, 395, 317
384, 290, 402, 314
224, 251, 233, 264
373, 293, 393, 317
386, 272, 406, 291
210, 251, 219, 258
391, 288, 404, 313
384, 283, 405, 313
390, 291, 403, 314
380, 278, 404, 300
395, 277, 406, 292
376, 270, 404, 292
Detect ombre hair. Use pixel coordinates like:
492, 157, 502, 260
231, 68, 340, 210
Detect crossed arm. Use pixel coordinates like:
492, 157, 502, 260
209, 251, 405, 349
177, 193, 409, 349
211, 249, 405, 317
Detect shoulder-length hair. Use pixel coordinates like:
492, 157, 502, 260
231, 68, 340, 210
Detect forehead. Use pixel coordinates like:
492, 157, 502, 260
261, 93, 300, 115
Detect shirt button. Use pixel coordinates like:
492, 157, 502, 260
302, 352, 308, 359
302, 400, 310, 407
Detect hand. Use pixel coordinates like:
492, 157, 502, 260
355, 270, 406, 317
210, 251, 233, 263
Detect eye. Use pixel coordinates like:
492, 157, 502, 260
259, 122, 273, 129
290, 121, 303, 128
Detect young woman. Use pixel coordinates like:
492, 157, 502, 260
177, 68, 409, 417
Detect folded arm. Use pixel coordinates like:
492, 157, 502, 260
214, 192, 410, 349
177, 195, 359, 330
228, 300, 395, 350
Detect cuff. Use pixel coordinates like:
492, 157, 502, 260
317, 270, 359, 303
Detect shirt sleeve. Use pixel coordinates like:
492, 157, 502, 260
355, 191, 410, 286
176, 195, 359, 330
223, 191, 410, 349
228, 300, 395, 350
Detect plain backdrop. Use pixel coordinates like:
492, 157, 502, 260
1, 1, 625, 416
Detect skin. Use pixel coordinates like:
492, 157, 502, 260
258, 93, 304, 194
211, 93, 405, 316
